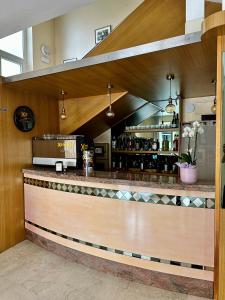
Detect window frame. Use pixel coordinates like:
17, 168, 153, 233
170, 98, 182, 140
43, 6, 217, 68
0, 30, 25, 76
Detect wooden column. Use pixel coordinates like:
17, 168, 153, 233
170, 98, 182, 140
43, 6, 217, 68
215, 27, 225, 300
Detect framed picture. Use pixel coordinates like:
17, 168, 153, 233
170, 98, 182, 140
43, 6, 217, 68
95, 25, 112, 44
14, 106, 35, 132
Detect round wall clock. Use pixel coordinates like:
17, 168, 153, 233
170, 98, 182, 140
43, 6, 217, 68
14, 106, 35, 132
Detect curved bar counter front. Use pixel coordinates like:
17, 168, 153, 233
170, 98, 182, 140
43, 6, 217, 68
23, 169, 215, 298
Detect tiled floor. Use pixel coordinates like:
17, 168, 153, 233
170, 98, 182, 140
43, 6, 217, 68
0, 240, 209, 300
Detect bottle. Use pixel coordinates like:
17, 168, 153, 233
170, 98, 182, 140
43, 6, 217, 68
127, 136, 131, 150
173, 135, 179, 151
112, 136, 117, 150
112, 156, 116, 170
119, 156, 122, 170
152, 140, 158, 151
176, 113, 179, 128
162, 136, 169, 151
135, 137, 140, 151
172, 112, 176, 127
164, 158, 168, 173
156, 139, 160, 151
143, 139, 149, 151
140, 157, 144, 171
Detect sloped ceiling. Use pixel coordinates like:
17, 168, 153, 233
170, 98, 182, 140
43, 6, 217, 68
0, 0, 95, 38
85, 0, 185, 57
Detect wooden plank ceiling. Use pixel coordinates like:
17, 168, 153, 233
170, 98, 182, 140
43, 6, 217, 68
5, 33, 217, 101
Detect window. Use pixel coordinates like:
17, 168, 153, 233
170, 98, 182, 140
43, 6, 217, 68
1, 58, 21, 77
0, 31, 24, 76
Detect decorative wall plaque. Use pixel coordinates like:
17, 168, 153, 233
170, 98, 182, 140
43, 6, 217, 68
14, 106, 35, 132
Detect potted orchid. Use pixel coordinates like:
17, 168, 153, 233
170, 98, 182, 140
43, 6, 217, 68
176, 121, 204, 184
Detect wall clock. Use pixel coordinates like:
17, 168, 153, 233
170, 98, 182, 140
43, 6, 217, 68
14, 106, 35, 132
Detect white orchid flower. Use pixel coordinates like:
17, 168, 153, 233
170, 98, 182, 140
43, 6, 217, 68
193, 121, 200, 128
183, 126, 191, 134
198, 127, 204, 134
182, 132, 188, 138
188, 130, 195, 138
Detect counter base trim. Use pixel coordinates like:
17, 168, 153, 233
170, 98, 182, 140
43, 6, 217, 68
26, 229, 213, 299
24, 177, 215, 209
25, 219, 213, 272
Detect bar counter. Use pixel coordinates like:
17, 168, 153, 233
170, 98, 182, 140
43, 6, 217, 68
23, 168, 215, 298
23, 168, 215, 193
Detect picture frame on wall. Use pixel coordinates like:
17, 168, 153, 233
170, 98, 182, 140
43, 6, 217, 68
95, 25, 112, 44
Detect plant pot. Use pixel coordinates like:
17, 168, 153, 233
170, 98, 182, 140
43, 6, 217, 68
180, 166, 197, 184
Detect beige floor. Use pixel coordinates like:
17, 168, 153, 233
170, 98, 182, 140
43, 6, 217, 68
0, 240, 209, 300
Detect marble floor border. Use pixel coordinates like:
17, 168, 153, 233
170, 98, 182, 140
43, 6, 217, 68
26, 229, 214, 299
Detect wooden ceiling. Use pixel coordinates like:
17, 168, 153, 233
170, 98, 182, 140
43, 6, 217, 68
4, 31, 217, 102
59, 92, 128, 135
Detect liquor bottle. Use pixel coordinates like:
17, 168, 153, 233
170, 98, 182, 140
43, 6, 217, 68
152, 140, 158, 151
112, 156, 116, 170
172, 112, 176, 127
135, 137, 140, 151
127, 136, 131, 150
143, 139, 149, 151
140, 157, 144, 171
156, 139, 160, 151
163, 158, 168, 173
162, 136, 169, 151
119, 156, 123, 170
112, 136, 117, 150
173, 135, 179, 151
176, 113, 179, 128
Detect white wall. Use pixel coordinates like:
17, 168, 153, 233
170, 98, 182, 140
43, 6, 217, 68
182, 95, 215, 122
32, 20, 55, 70
54, 0, 143, 63
182, 96, 216, 181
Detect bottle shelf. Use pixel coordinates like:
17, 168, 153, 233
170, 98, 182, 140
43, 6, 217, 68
112, 150, 179, 155
124, 127, 180, 133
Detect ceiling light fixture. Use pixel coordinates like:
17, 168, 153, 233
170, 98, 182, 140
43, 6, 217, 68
211, 79, 216, 114
161, 109, 164, 125
106, 83, 115, 118
60, 90, 67, 120
165, 74, 176, 114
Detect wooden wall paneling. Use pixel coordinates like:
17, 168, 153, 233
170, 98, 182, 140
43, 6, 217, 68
0, 85, 59, 252
85, 0, 185, 57
59, 92, 127, 134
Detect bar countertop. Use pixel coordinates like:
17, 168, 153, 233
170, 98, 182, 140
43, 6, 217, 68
22, 167, 215, 193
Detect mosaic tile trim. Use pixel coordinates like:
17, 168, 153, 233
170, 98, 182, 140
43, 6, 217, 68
24, 177, 215, 209
25, 219, 214, 272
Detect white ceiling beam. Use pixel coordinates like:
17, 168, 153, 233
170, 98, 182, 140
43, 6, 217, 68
222, 0, 225, 9
185, 0, 205, 34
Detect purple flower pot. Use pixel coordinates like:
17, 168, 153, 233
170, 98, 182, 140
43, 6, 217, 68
180, 166, 197, 184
